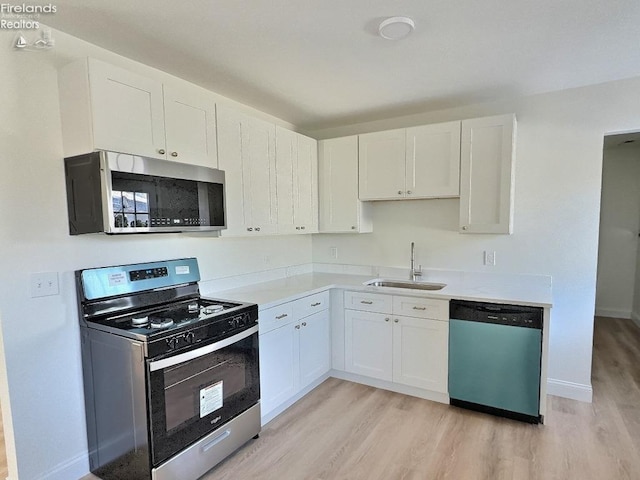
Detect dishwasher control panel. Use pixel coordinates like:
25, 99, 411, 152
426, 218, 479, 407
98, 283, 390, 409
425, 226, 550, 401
450, 300, 542, 329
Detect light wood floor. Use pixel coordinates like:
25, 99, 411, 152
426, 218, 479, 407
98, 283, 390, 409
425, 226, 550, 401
0, 405, 6, 479
82, 317, 640, 480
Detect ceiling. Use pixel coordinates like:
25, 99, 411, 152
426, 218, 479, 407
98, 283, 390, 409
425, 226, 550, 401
45, 0, 640, 130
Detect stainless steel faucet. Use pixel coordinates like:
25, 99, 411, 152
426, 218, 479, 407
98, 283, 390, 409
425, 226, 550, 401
410, 242, 422, 281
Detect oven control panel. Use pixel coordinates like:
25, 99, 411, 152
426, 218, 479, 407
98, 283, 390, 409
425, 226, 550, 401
129, 267, 169, 282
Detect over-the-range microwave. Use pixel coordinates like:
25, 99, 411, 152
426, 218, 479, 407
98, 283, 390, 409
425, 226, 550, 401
64, 150, 226, 235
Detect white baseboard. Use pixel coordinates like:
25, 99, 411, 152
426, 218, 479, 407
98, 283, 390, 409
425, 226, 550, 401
546, 378, 593, 403
594, 307, 631, 319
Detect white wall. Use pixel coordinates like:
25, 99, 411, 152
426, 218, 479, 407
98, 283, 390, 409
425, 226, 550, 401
596, 143, 640, 318
0, 30, 311, 480
309, 76, 640, 404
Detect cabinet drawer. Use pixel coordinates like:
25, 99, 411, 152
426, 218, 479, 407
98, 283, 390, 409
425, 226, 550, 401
293, 291, 330, 319
392, 296, 449, 320
259, 303, 294, 334
344, 291, 392, 314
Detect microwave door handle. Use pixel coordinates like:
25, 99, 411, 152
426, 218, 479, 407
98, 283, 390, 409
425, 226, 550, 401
149, 325, 258, 371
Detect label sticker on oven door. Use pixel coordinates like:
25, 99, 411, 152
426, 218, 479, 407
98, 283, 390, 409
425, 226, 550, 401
200, 381, 223, 417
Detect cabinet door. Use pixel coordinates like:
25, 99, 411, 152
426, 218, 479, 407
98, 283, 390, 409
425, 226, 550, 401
299, 310, 331, 388
358, 129, 406, 200
88, 58, 166, 159
345, 310, 392, 381
294, 133, 318, 233
460, 114, 516, 234
275, 127, 297, 234
163, 84, 218, 168
242, 117, 278, 234
318, 136, 372, 233
216, 106, 248, 236
392, 316, 448, 392
259, 324, 300, 416
406, 121, 461, 198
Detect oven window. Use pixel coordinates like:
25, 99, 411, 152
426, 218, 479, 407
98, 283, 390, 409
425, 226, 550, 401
147, 332, 259, 466
163, 351, 246, 432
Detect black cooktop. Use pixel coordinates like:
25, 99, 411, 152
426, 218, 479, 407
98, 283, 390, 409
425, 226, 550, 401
96, 298, 243, 336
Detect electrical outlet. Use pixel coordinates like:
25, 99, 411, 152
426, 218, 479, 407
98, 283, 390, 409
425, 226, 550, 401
30, 272, 59, 297
484, 251, 496, 266
329, 247, 338, 259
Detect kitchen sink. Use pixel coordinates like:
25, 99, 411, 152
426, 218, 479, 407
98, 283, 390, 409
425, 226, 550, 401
364, 279, 446, 291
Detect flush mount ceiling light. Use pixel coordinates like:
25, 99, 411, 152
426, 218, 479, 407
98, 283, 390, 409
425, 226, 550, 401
378, 16, 415, 40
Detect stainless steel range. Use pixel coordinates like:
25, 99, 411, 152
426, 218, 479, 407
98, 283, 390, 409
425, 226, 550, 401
76, 258, 260, 480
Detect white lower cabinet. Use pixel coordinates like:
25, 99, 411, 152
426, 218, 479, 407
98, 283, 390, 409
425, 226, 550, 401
259, 292, 330, 420
344, 292, 449, 395
345, 310, 392, 381
299, 310, 331, 388
392, 315, 448, 392
259, 321, 299, 414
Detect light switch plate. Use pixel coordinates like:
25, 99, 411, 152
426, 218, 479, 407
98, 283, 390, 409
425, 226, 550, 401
30, 272, 59, 297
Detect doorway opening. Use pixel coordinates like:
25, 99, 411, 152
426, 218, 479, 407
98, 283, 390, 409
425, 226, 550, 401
596, 132, 640, 328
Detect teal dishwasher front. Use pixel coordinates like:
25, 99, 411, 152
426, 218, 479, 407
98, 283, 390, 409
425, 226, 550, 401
448, 300, 542, 423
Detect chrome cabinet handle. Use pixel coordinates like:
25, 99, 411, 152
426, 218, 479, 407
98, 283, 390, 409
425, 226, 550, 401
311, 302, 321, 307
351, 226, 356, 230
255, 227, 261, 232
301, 226, 306, 230
412, 306, 427, 311
296, 227, 301, 230
398, 190, 403, 195
302, 322, 307, 327
360, 300, 373, 305
295, 325, 300, 329
158, 149, 166, 155
407, 190, 412, 194
385, 318, 390, 322
394, 319, 399, 323
247, 227, 253, 231
462, 225, 468, 231
171, 151, 178, 157
275, 314, 288, 320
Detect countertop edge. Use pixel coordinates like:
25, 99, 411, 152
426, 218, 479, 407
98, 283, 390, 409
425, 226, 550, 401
203, 273, 553, 311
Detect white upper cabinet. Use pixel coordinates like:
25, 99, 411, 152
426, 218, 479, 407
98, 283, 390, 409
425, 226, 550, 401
275, 127, 318, 234
406, 122, 460, 198
318, 136, 373, 233
358, 129, 406, 200
58, 58, 218, 167
163, 84, 218, 168
459, 114, 516, 234
275, 127, 297, 234
59, 58, 165, 159
358, 122, 461, 200
243, 117, 278, 234
217, 106, 277, 236
294, 134, 319, 233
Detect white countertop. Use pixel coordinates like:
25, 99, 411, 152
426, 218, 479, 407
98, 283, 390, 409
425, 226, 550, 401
203, 271, 553, 310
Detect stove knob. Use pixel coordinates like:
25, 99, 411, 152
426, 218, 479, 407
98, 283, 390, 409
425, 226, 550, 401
166, 337, 178, 350
185, 332, 195, 344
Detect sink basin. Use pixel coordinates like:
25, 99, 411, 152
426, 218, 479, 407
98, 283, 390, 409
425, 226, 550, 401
364, 279, 446, 291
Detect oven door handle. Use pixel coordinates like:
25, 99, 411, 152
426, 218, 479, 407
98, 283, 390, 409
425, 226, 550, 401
149, 325, 258, 371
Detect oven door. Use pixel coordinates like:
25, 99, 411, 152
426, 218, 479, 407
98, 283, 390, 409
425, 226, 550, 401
147, 325, 259, 466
